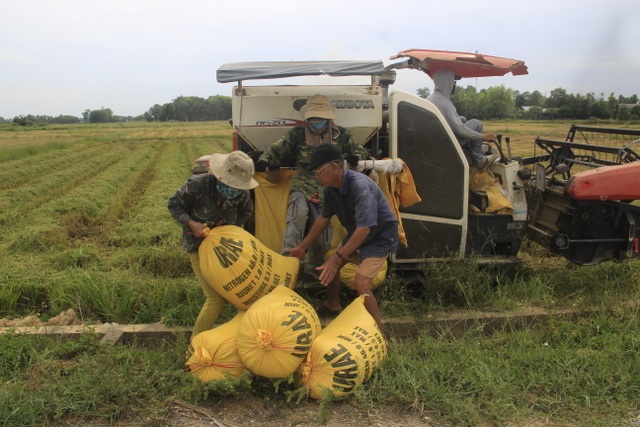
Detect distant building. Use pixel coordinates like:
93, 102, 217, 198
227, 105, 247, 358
521, 105, 553, 120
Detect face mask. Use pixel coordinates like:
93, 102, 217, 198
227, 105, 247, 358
217, 181, 243, 200
308, 120, 328, 130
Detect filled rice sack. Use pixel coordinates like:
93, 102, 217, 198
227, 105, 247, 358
236, 286, 321, 378
199, 225, 299, 310
186, 311, 246, 382
297, 295, 388, 399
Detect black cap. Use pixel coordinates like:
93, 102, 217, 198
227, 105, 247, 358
307, 143, 342, 171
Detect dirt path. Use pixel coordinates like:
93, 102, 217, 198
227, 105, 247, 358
164, 398, 436, 427
54, 398, 437, 427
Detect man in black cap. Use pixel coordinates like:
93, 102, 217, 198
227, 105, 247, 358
286, 143, 398, 334
254, 95, 368, 280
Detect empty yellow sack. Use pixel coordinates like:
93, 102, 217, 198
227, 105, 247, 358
199, 225, 299, 310
469, 170, 514, 214
236, 286, 321, 379
297, 295, 388, 400
186, 312, 246, 382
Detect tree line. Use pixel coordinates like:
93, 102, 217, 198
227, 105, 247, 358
3, 87, 639, 126
417, 85, 639, 121
4, 95, 232, 125
143, 95, 231, 122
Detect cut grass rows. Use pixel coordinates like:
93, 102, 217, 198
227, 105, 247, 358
0, 143, 136, 228
0, 143, 100, 189
6, 142, 161, 252
0, 143, 131, 220
0, 127, 91, 153
0, 121, 236, 323
0, 144, 129, 195
101, 133, 232, 250
99, 137, 234, 278
104, 141, 167, 224
101, 141, 194, 279
123, 128, 234, 142
0, 123, 148, 154
0, 144, 103, 191
182, 135, 232, 169
108, 140, 192, 248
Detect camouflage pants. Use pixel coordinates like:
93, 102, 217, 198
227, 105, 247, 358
281, 190, 331, 279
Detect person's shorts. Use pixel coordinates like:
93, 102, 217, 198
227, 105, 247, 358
326, 246, 388, 289
334, 245, 387, 279
357, 256, 387, 279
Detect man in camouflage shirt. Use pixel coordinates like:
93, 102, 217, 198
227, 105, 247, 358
255, 95, 369, 279
168, 151, 258, 337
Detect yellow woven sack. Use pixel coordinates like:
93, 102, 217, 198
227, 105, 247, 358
236, 286, 321, 378
199, 225, 299, 310
253, 169, 297, 252
469, 171, 514, 214
186, 312, 246, 382
297, 295, 388, 399
324, 248, 387, 290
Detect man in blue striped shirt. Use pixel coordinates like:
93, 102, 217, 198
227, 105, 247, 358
286, 143, 398, 335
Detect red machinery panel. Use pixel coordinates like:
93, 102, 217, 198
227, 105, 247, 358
565, 162, 640, 201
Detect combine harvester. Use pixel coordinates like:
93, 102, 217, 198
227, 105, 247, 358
214, 49, 640, 271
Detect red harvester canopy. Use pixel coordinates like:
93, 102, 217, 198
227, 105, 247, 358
390, 49, 528, 78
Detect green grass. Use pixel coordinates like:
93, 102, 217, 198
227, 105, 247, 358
1, 306, 637, 426
0, 332, 205, 426
1, 121, 639, 426
0, 121, 230, 325
361, 309, 639, 427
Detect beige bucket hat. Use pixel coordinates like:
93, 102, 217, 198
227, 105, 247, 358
300, 94, 338, 120
208, 151, 259, 190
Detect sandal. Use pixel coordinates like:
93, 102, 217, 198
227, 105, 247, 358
314, 303, 341, 317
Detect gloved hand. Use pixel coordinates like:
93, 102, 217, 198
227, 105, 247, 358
345, 154, 359, 167
254, 159, 269, 172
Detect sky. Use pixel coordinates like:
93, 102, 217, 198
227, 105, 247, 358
1, 0, 639, 119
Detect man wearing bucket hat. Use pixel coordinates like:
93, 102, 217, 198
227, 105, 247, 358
255, 94, 369, 280
168, 150, 259, 337
287, 143, 398, 335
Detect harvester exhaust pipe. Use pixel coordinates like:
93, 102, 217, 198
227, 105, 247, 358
379, 70, 396, 111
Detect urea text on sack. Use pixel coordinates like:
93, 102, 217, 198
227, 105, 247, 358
213, 236, 245, 268
216, 238, 276, 293
281, 309, 314, 357
324, 343, 359, 392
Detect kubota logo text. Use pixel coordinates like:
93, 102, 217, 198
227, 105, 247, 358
331, 100, 375, 110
